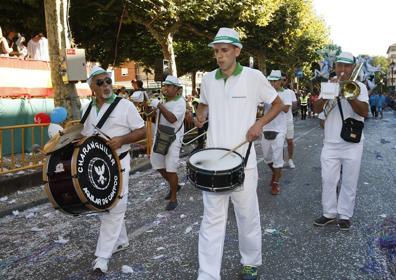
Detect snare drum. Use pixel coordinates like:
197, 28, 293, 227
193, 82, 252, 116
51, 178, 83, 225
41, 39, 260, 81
43, 135, 123, 215
187, 148, 245, 192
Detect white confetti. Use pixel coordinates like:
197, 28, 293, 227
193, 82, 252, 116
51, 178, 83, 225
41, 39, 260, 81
145, 197, 152, 202
12, 210, 19, 216
25, 212, 35, 219
179, 182, 186, 186
54, 235, 69, 244
146, 230, 154, 233
185, 226, 192, 234
156, 247, 165, 251
121, 265, 134, 274
8, 199, 16, 204
152, 254, 164, 260
0, 196, 8, 202
31, 227, 44, 232
43, 213, 52, 218
363, 182, 369, 185
160, 182, 166, 186
380, 214, 387, 218
189, 196, 194, 201
180, 214, 186, 219
264, 228, 277, 234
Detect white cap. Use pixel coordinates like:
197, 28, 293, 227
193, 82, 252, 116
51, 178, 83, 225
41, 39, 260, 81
208, 27, 243, 49
87, 65, 110, 85
163, 75, 182, 87
267, 70, 282, 81
336, 52, 355, 64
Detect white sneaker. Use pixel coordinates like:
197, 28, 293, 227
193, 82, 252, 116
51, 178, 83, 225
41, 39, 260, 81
92, 257, 109, 273
288, 159, 295, 169
112, 243, 129, 254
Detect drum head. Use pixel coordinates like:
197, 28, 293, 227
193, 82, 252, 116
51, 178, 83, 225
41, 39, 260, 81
71, 136, 122, 210
189, 148, 243, 171
44, 123, 84, 154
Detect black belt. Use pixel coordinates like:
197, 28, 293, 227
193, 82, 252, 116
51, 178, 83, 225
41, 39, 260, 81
119, 151, 129, 160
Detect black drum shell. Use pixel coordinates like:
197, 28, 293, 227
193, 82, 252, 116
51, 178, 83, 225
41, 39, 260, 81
187, 148, 245, 192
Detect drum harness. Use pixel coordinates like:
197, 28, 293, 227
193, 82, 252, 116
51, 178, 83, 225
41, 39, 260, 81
80, 97, 129, 161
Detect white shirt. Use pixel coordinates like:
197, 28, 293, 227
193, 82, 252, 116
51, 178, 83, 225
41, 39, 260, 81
263, 89, 292, 134
27, 37, 49, 61
157, 96, 186, 139
200, 66, 277, 169
80, 98, 145, 155
323, 81, 368, 144
131, 90, 148, 103
285, 88, 297, 123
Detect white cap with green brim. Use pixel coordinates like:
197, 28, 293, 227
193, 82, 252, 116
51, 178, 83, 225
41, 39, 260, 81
208, 27, 243, 49
87, 65, 110, 85
163, 75, 182, 87
336, 52, 355, 64
267, 70, 282, 81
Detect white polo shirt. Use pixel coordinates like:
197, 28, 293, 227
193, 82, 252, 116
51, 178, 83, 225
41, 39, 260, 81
323, 81, 368, 144
81, 96, 145, 155
200, 65, 277, 169
262, 88, 292, 134
285, 88, 297, 124
157, 96, 186, 139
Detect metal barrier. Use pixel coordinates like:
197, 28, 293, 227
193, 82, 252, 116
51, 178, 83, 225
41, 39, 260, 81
0, 123, 49, 175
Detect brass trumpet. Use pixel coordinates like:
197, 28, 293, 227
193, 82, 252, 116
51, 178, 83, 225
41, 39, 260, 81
339, 62, 364, 100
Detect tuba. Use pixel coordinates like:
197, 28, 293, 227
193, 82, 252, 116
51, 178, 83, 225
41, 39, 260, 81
339, 62, 364, 100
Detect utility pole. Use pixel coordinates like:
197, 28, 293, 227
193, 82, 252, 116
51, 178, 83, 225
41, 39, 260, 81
44, 0, 81, 120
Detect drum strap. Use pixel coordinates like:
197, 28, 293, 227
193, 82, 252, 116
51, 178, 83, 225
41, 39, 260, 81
96, 97, 122, 129
80, 101, 93, 124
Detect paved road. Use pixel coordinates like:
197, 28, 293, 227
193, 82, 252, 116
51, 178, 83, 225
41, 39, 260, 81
1, 111, 395, 280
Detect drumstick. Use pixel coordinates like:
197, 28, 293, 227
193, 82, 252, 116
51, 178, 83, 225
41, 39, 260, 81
92, 124, 111, 140
218, 140, 248, 160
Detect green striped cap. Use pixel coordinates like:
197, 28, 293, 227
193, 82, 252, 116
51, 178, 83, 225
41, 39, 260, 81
208, 28, 243, 49
336, 52, 355, 64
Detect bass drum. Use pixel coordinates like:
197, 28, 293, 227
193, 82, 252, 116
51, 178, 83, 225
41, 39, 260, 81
187, 148, 245, 192
43, 135, 123, 215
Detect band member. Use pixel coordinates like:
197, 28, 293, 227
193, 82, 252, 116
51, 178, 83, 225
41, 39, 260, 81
313, 52, 368, 230
81, 66, 146, 273
299, 91, 309, 120
194, 27, 283, 280
262, 70, 292, 195
150, 75, 186, 211
282, 75, 297, 169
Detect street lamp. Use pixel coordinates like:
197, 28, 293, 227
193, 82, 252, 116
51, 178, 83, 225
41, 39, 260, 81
390, 61, 395, 94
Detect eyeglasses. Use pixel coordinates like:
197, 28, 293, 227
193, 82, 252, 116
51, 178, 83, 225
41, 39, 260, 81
95, 77, 112, 86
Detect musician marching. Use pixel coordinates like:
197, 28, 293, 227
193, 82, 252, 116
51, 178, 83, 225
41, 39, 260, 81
261, 70, 292, 195
313, 51, 369, 230
80, 66, 146, 273
149, 75, 186, 211
194, 27, 283, 280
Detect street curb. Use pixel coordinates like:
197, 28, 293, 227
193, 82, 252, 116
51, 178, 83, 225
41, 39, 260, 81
0, 159, 153, 218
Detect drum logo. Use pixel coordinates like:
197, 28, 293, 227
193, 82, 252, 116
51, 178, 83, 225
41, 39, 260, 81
76, 137, 120, 209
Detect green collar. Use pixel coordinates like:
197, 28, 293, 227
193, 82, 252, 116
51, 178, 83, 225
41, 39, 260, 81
215, 62, 243, 80
165, 94, 182, 102
93, 93, 116, 112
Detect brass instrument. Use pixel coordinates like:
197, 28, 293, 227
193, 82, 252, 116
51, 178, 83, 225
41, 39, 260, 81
339, 62, 364, 100
180, 120, 208, 146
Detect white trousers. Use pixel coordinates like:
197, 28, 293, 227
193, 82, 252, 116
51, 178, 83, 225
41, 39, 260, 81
320, 142, 363, 220
95, 154, 131, 259
198, 168, 262, 280
261, 133, 285, 168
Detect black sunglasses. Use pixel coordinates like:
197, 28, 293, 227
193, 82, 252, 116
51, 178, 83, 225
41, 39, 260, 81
95, 77, 112, 86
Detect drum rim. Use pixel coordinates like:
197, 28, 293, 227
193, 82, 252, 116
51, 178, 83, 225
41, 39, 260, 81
71, 135, 123, 212
187, 147, 245, 173
192, 182, 241, 192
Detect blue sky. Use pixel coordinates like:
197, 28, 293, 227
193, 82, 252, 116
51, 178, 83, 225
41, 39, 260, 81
312, 0, 395, 57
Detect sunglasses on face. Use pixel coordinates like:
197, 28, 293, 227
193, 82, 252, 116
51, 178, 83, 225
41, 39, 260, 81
95, 77, 112, 86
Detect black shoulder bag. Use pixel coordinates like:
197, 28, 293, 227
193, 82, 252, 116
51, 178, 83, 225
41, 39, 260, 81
153, 111, 183, 155
336, 97, 364, 143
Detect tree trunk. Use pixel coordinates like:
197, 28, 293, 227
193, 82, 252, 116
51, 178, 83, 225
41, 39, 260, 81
44, 0, 81, 120
191, 71, 196, 91
161, 33, 177, 77
257, 54, 267, 75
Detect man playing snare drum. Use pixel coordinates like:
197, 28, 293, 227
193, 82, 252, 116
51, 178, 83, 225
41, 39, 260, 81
150, 75, 186, 211
194, 27, 283, 280
81, 66, 146, 274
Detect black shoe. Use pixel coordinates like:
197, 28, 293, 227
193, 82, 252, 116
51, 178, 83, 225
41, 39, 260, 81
164, 185, 182, 200
338, 219, 351, 231
313, 216, 336, 227
165, 200, 178, 211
